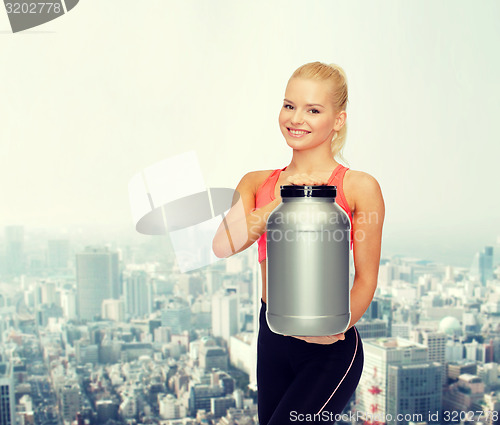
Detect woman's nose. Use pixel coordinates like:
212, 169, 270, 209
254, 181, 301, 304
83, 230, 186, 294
291, 110, 304, 125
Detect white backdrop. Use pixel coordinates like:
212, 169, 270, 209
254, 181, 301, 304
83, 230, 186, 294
1, 0, 499, 266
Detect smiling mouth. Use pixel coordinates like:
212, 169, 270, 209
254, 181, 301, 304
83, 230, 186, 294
287, 128, 310, 136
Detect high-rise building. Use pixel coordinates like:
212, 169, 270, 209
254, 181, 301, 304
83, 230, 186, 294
369, 296, 393, 335
161, 300, 191, 334
4, 225, 24, 276
212, 290, 238, 342
74, 341, 98, 365
154, 326, 171, 343
211, 396, 236, 419
411, 329, 447, 386
39, 280, 58, 305
387, 362, 442, 424
391, 323, 411, 339
443, 373, 485, 412
355, 320, 388, 339
200, 346, 228, 371
96, 400, 118, 424
158, 394, 182, 419
60, 289, 77, 320
356, 338, 440, 424
0, 362, 15, 425
101, 299, 125, 322
447, 361, 476, 380
119, 395, 137, 419
123, 270, 153, 318
76, 247, 119, 321
189, 384, 224, 416
60, 383, 80, 422
470, 246, 494, 285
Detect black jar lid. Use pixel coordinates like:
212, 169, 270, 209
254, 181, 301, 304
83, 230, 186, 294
280, 185, 337, 198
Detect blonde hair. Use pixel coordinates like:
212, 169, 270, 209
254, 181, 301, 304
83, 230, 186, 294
290, 61, 349, 165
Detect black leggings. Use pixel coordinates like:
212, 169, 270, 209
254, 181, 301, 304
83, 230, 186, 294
257, 299, 364, 424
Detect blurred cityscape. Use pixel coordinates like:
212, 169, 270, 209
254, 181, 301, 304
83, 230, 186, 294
0, 225, 499, 425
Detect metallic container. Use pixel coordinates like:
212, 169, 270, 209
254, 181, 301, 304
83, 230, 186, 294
266, 185, 351, 336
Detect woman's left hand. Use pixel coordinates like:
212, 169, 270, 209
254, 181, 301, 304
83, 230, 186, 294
286, 333, 345, 345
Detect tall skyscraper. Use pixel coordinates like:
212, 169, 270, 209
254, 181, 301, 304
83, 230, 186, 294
357, 338, 441, 424
212, 290, 238, 342
60, 383, 80, 422
123, 270, 153, 318
470, 246, 494, 285
369, 296, 393, 334
0, 362, 15, 425
4, 225, 24, 276
411, 329, 447, 386
76, 246, 119, 321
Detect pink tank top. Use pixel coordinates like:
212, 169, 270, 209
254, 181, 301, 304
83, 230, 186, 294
255, 164, 353, 263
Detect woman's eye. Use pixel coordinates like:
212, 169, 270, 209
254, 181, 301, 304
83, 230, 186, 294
284, 104, 294, 110
309, 109, 320, 114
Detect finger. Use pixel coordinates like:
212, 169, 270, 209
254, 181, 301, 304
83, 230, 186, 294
293, 336, 312, 343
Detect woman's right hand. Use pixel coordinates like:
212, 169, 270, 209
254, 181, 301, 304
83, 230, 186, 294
272, 173, 329, 205
286, 173, 330, 186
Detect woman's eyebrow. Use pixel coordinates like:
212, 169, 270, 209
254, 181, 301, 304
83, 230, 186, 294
283, 98, 324, 108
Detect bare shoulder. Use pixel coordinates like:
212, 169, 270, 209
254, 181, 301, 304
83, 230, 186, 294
345, 169, 382, 189
344, 169, 384, 212
238, 169, 275, 192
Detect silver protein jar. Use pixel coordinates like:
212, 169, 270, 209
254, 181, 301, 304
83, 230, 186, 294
266, 185, 351, 336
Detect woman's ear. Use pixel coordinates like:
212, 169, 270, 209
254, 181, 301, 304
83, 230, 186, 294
334, 110, 347, 132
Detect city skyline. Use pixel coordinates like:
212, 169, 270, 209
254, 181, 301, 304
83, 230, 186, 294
1, 221, 499, 271
0, 226, 499, 424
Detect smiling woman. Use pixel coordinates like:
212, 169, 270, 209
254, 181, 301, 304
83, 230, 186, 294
212, 61, 384, 424
279, 78, 342, 153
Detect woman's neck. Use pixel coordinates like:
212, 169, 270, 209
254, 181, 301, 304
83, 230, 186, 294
286, 148, 339, 175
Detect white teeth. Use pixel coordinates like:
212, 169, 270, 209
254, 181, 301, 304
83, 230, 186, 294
289, 129, 309, 135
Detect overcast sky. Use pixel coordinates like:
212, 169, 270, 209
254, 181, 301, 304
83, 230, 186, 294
1, 0, 499, 267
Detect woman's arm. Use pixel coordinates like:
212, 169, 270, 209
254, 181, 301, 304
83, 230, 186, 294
347, 171, 385, 329
212, 171, 281, 259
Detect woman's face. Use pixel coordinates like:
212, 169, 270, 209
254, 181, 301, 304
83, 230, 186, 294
279, 77, 341, 151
